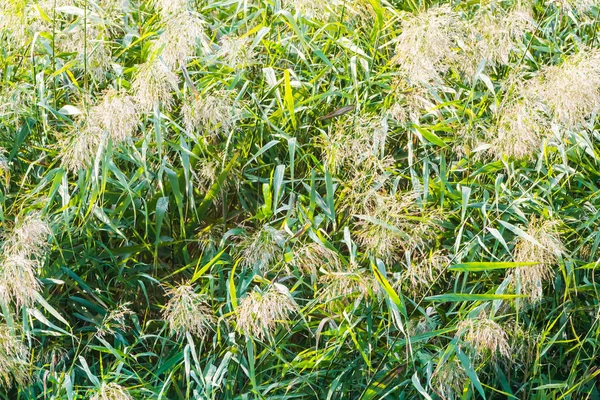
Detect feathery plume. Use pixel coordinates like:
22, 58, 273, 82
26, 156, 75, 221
59, 23, 112, 81
511, 218, 563, 302
91, 382, 133, 400
455, 317, 510, 359
240, 225, 286, 271
194, 159, 219, 192
528, 49, 600, 127
0, 254, 41, 308
393, 5, 465, 85
154, 0, 189, 17
0, 214, 50, 307
290, 242, 341, 276
319, 115, 392, 197
156, 12, 207, 69
132, 60, 180, 112
549, 0, 597, 12
402, 251, 449, 293
97, 303, 133, 338
0, 151, 9, 188
318, 264, 381, 307
430, 358, 467, 400
162, 284, 215, 338
407, 307, 439, 336
183, 90, 241, 136
60, 124, 104, 173
0, 325, 28, 388
489, 98, 548, 159
89, 89, 138, 143
4, 214, 51, 258
286, 0, 337, 20
354, 192, 436, 264
217, 35, 255, 70
461, 3, 534, 78
0, 1, 27, 47
389, 81, 437, 124
236, 284, 296, 340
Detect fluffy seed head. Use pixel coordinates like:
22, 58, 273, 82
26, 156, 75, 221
0, 152, 9, 188
60, 124, 104, 173
4, 214, 51, 258
194, 159, 219, 192
461, 4, 533, 77
285, 0, 338, 20
389, 82, 437, 124
97, 303, 133, 338
218, 35, 255, 70
0, 215, 50, 307
402, 251, 449, 293
455, 317, 510, 359
0, 325, 28, 388
407, 307, 439, 336
0, 254, 41, 308
91, 382, 133, 400
318, 265, 381, 307
59, 23, 112, 82
162, 284, 215, 338
354, 192, 436, 264
319, 116, 392, 196
183, 90, 241, 136
430, 358, 467, 400
132, 60, 180, 112
489, 98, 548, 159
154, 0, 189, 17
156, 12, 207, 69
291, 242, 341, 276
529, 49, 600, 127
89, 89, 138, 143
240, 225, 286, 271
511, 218, 563, 302
236, 284, 296, 340
393, 5, 465, 84
549, 0, 597, 12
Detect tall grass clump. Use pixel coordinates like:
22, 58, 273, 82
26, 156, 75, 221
1, 0, 600, 398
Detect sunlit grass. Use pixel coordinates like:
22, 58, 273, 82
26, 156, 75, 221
0, 0, 600, 398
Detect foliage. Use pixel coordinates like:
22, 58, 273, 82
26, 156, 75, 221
1, 0, 600, 398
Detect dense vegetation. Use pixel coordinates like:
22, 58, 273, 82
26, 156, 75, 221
1, 0, 600, 398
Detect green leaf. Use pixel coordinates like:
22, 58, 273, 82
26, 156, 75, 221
284, 69, 296, 129
456, 347, 486, 399
426, 293, 526, 302
450, 261, 540, 272
191, 249, 227, 283
415, 127, 446, 147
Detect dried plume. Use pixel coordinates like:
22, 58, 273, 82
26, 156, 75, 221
461, 3, 534, 78
455, 317, 510, 359
430, 358, 467, 400
156, 12, 208, 69
393, 5, 465, 85
354, 192, 437, 264
132, 60, 180, 112
91, 382, 134, 400
0, 325, 29, 388
183, 90, 241, 136
0, 214, 51, 307
239, 225, 286, 271
217, 35, 256, 70
162, 284, 215, 338
511, 217, 563, 302
291, 242, 341, 276
529, 49, 600, 127
236, 284, 297, 340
